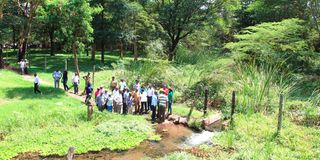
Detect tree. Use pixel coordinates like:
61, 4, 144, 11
246, 0, 308, 23
37, 0, 66, 56
14, 0, 41, 62
62, 0, 100, 74
225, 19, 314, 72
0, 0, 8, 69
155, 0, 220, 61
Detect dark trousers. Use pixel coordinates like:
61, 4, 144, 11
73, 83, 78, 94
63, 81, 69, 91
34, 83, 41, 94
141, 102, 147, 114
123, 103, 128, 114
158, 105, 166, 122
85, 93, 92, 104
147, 96, 152, 111
151, 105, 157, 122
168, 101, 172, 114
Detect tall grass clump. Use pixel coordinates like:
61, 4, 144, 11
234, 62, 295, 113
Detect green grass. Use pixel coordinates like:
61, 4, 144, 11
212, 113, 320, 159
0, 70, 155, 160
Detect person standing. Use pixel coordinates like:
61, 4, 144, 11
119, 79, 127, 92
168, 88, 174, 115
127, 92, 133, 114
106, 94, 113, 112
151, 91, 158, 123
18, 59, 26, 75
52, 70, 62, 88
62, 70, 69, 91
94, 88, 100, 101
133, 79, 140, 91
82, 72, 91, 95
110, 76, 118, 91
113, 91, 123, 114
162, 84, 169, 95
133, 89, 140, 114
158, 89, 168, 123
85, 83, 93, 104
147, 85, 154, 112
24, 59, 29, 74
72, 73, 80, 94
34, 73, 42, 94
140, 88, 148, 114
123, 88, 130, 114
96, 93, 105, 112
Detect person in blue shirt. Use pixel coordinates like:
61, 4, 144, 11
151, 91, 158, 123
85, 83, 93, 104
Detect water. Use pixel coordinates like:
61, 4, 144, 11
183, 131, 216, 147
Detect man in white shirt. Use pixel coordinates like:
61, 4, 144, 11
133, 79, 140, 91
52, 70, 62, 88
72, 73, 80, 94
34, 73, 42, 94
119, 79, 127, 92
147, 84, 154, 112
18, 60, 26, 75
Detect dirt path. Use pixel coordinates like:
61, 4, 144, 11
21, 74, 85, 101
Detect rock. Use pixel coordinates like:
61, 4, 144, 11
178, 117, 188, 125
168, 114, 179, 121
202, 113, 222, 131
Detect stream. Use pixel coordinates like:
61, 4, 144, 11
15, 124, 216, 160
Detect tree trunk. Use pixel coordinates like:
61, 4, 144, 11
0, 44, 4, 69
12, 26, 16, 52
168, 39, 179, 61
17, 29, 24, 62
91, 43, 96, 61
120, 41, 124, 59
73, 43, 80, 74
133, 39, 138, 61
101, 40, 105, 63
49, 27, 55, 56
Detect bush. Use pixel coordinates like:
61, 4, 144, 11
144, 39, 166, 60
226, 18, 317, 73
232, 63, 294, 113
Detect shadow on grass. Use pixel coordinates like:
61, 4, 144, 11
5, 86, 68, 100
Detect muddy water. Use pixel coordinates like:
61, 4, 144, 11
14, 124, 194, 160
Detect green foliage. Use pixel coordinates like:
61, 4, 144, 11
96, 118, 153, 137
246, 0, 308, 23
226, 19, 317, 72
145, 39, 166, 59
213, 113, 320, 159
233, 62, 294, 113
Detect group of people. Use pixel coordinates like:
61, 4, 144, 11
33, 69, 174, 123
90, 77, 174, 123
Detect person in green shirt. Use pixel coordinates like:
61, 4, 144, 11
168, 88, 174, 115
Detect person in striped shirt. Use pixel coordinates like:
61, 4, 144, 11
158, 89, 168, 123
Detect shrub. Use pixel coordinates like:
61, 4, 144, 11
226, 18, 317, 73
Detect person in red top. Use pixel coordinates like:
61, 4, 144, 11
95, 88, 100, 99
162, 84, 169, 95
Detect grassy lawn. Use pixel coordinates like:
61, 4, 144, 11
0, 70, 156, 160
212, 113, 320, 159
